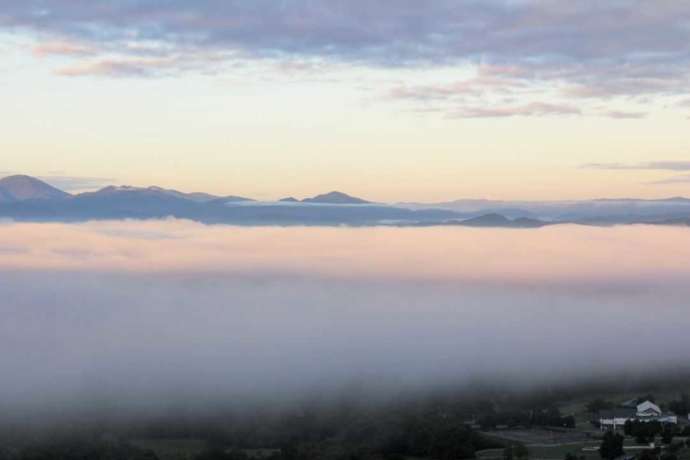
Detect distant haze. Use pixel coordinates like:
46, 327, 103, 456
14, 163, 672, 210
3, 175, 690, 225
1, 220, 690, 414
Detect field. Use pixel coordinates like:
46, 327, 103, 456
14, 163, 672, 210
478, 443, 601, 460
478, 430, 601, 460
478, 429, 690, 460
481, 429, 594, 445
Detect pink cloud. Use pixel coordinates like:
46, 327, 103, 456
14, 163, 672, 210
32, 41, 94, 58
55, 58, 173, 77
1, 220, 690, 286
449, 102, 581, 118
602, 110, 647, 119
389, 67, 530, 102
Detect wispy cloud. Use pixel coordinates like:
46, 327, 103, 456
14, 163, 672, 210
582, 161, 690, 171
649, 174, 690, 185
601, 110, 647, 119
38, 175, 114, 192
582, 162, 690, 187
55, 58, 174, 78
32, 40, 95, 58
388, 64, 585, 118
389, 65, 532, 102
449, 102, 581, 119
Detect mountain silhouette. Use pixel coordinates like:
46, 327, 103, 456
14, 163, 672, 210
302, 191, 370, 205
0, 175, 70, 202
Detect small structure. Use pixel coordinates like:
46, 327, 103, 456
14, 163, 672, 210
636, 401, 662, 418
599, 401, 677, 431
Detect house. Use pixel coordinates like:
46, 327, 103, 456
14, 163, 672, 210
599, 401, 678, 431
598, 408, 636, 430
636, 401, 662, 418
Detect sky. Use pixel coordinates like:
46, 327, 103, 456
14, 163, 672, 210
2, 1, 690, 201
2, 220, 690, 410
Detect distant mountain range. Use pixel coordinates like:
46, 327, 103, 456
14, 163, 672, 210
400, 197, 690, 225
1, 175, 689, 227
0, 175, 460, 226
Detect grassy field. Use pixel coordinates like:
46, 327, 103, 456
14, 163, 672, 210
478, 443, 690, 460
477, 434, 690, 460
129, 433, 690, 460
477, 442, 602, 460
482, 429, 594, 445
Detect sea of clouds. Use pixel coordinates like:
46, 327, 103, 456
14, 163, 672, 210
1, 219, 689, 414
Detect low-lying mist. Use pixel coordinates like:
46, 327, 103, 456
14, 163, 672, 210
1, 220, 689, 418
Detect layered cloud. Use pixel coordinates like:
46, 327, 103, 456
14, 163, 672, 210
3, 1, 689, 68
582, 161, 690, 171
3, 1, 690, 117
650, 174, 690, 185
582, 161, 690, 186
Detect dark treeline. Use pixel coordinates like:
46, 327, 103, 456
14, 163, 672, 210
0, 405, 504, 460
1, 374, 690, 460
476, 406, 575, 430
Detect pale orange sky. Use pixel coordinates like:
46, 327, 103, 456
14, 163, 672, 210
2, 1, 690, 202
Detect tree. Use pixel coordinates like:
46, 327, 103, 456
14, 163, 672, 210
629, 420, 662, 444
587, 400, 615, 414
637, 449, 658, 460
195, 449, 249, 460
662, 426, 675, 445
502, 444, 528, 460
668, 394, 689, 416
427, 424, 476, 460
600, 431, 624, 460
625, 420, 633, 436
563, 416, 576, 429
667, 442, 683, 454
513, 444, 529, 460
636, 435, 648, 445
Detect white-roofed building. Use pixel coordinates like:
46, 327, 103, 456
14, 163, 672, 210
599, 401, 677, 431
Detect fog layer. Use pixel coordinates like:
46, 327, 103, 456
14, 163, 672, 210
1, 220, 689, 411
